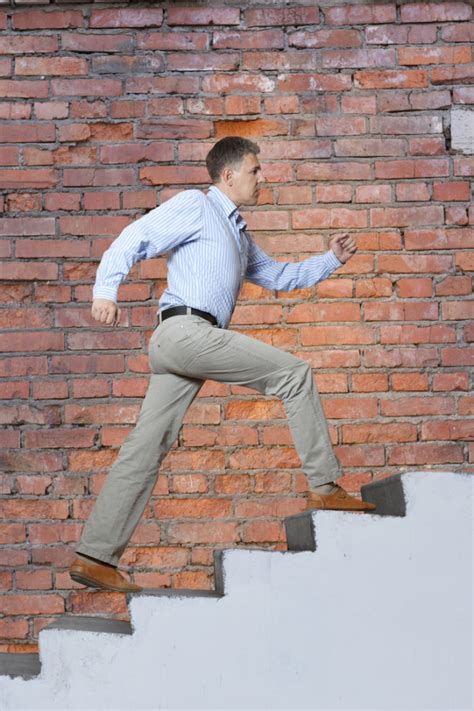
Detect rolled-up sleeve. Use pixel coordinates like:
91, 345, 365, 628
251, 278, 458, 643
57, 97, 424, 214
93, 190, 202, 302
244, 235, 342, 292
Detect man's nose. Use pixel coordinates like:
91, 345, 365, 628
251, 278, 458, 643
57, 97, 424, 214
257, 173, 265, 184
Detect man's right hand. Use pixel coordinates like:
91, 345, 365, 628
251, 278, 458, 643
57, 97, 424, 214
91, 299, 121, 326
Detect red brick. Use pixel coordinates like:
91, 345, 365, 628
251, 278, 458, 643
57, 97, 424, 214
51, 79, 122, 97
90, 8, 163, 27
0, 595, 64, 616
168, 521, 238, 545
433, 372, 469, 391
381, 396, 455, 417
380, 324, 455, 344
352, 373, 388, 392
342, 423, 416, 444
355, 69, 428, 88
421, 420, 474, 440
139, 31, 208, 51
316, 184, 352, 203
433, 182, 470, 201
242, 520, 286, 544
401, 2, 472, 22
441, 24, 474, 42
136, 119, 210, 140
442, 348, 474, 367
0, 169, 56, 189
139, 166, 209, 186
50, 354, 124, 374
341, 95, 377, 114
388, 442, 463, 465
0, 355, 48, 378
355, 185, 392, 203
13, 10, 83, 30
408, 137, 446, 155
432, 65, 474, 85
297, 162, 373, 181
292, 208, 367, 229
410, 91, 452, 111
396, 183, 430, 201
322, 48, 395, 68
0, 80, 48, 99
245, 6, 319, 26
397, 278, 432, 298
380, 254, 452, 274
169, 7, 240, 25
0, 307, 53, 330
169, 52, 239, 72
371, 115, 442, 134
398, 46, 471, 65
0, 102, 30, 120
215, 118, 287, 139
287, 303, 360, 323
371, 206, 443, 227
0, 36, 58, 54
454, 158, 474, 177
435, 275, 471, 296
62, 33, 133, 53
301, 325, 375, 346
222, 96, 260, 116
326, 4, 396, 24
59, 215, 129, 236
16, 57, 87, 76
185, 97, 222, 115
336, 138, 405, 157
442, 301, 474, 321
1, 124, 55, 143
213, 29, 284, 50
453, 87, 474, 104
316, 116, 367, 136
278, 73, 352, 92
355, 278, 393, 298
392, 373, 429, 391
290, 28, 361, 48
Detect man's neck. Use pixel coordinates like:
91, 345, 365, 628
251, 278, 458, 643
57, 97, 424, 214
212, 182, 240, 209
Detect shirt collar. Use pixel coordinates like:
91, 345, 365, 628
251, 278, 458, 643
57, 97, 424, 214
207, 185, 244, 226
208, 185, 238, 218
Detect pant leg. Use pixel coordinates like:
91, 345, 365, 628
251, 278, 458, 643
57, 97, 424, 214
76, 372, 203, 566
150, 315, 342, 488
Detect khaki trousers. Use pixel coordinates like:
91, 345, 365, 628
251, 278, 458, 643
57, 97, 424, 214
76, 314, 342, 566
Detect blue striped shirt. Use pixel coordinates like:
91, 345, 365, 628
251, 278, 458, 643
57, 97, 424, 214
93, 185, 343, 328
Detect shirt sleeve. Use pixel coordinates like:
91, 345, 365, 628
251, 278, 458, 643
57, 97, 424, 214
244, 234, 343, 292
93, 190, 203, 302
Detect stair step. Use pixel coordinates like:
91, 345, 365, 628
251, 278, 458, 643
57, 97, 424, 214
44, 614, 133, 636
285, 473, 407, 551
361, 473, 406, 516
126, 587, 223, 602
0, 652, 41, 680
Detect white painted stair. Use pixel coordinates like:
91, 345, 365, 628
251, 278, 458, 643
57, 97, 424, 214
0, 471, 472, 710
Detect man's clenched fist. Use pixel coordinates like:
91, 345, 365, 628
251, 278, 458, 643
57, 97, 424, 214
91, 299, 121, 326
329, 233, 357, 264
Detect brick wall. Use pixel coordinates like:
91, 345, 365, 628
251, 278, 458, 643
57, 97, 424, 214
0, 0, 473, 651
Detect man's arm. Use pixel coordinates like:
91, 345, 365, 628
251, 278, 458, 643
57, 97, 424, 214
244, 233, 355, 292
91, 190, 202, 325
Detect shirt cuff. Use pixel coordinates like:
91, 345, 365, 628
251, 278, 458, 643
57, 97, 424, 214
92, 284, 118, 302
324, 249, 343, 271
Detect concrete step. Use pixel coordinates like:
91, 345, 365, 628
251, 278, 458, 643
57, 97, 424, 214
285, 472, 406, 552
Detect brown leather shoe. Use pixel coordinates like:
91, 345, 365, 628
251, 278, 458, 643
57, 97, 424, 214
69, 557, 142, 592
307, 485, 376, 512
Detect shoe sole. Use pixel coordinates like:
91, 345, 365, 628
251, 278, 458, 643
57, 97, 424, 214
70, 571, 141, 593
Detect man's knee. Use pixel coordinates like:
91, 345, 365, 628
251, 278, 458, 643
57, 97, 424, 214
274, 359, 314, 400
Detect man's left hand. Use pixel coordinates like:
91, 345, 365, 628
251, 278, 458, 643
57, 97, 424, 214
329, 233, 357, 264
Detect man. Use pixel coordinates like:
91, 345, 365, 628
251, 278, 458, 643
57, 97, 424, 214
69, 136, 375, 593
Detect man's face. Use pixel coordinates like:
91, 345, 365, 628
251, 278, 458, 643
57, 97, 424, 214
224, 152, 265, 206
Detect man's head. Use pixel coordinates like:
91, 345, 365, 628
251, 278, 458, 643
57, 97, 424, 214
206, 136, 264, 207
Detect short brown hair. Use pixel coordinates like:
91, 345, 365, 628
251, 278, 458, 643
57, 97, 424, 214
206, 136, 260, 183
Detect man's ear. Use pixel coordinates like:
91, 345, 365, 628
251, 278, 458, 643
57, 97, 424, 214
221, 166, 233, 187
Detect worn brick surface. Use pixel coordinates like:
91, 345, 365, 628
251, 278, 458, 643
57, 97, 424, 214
0, 0, 472, 652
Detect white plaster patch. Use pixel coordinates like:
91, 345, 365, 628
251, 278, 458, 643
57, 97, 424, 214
451, 107, 474, 154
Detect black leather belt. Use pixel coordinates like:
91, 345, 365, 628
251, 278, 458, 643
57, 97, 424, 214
158, 306, 218, 327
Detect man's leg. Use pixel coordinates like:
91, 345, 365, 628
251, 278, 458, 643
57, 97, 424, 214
149, 315, 342, 489
75, 372, 203, 567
